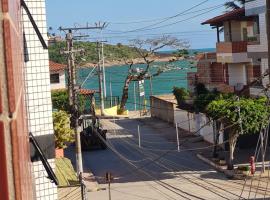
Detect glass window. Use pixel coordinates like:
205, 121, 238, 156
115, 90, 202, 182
50, 73, 60, 84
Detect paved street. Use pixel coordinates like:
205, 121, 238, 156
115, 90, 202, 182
82, 117, 270, 200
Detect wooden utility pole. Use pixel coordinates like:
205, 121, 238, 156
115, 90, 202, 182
97, 41, 105, 116
63, 30, 84, 174
60, 24, 105, 176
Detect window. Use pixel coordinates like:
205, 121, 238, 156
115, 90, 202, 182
50, 73, 60, 84
253, 16, 260, 35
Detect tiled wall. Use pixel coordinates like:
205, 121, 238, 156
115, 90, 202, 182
1, 0, 34, 199
22, 0, 57, 199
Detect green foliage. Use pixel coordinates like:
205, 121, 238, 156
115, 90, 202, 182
51, 90, 69, 112
48, 42, 67, 64
195, 83, 209, 96
194, 91, 220, 113
49, 41, 141, 65
51, 89, 88, 114
173, 87, 190, 106
173, 49, 189, 58
51, 90, 70, 112
53, 111, 75, 149
207, 96, 269, 134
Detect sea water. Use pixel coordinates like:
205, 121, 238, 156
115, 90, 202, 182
77, 60, 196, 111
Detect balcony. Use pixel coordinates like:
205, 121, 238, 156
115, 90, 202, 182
216, 41, 251, 63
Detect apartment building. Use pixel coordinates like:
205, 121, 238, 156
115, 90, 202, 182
1, 0, 58, 199
245, 0, 268, 96
189, 8, 261, 94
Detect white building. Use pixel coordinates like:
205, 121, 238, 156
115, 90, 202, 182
49, 61, 67, 90
22, 0, 58, 199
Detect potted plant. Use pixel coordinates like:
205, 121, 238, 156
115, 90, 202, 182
53, 110, 75, 158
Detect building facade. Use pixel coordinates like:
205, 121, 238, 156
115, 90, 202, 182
189, 7, 263, 94
22, 0, 57, 199
245, 0, 269, 96
0, 0, 34, 199
49, 61, 67, 90
1, 0, 58, 199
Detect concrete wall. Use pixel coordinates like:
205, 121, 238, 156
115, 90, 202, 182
50, 71, 66, 90
174, 109, 224, 144
150, 96, 176, 124
150, 96, 223, 144
228, 63, 247, 87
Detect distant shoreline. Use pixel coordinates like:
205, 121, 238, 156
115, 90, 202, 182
80, 54, 183, 68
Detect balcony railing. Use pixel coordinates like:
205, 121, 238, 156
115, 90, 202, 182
217, 41, 248, 54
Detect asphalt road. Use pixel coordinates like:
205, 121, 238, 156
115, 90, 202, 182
83, 117, 270, 200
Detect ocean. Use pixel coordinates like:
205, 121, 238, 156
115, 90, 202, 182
77, 48, 213, 111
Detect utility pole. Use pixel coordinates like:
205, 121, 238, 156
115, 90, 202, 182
60, 24, 105, 176
97, 41, 105, 116
101, 35, 107, 98
96, 22, 108, 104
106, 172, 113, 200
62, 30, 84, 175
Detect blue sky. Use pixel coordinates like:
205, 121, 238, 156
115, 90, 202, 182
46, 0, 230, 49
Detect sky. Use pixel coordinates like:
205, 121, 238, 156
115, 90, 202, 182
46, 0, 230, 49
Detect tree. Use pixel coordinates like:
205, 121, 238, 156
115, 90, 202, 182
173, 87, 190, 107
119, 36, 190, 112
51, 89, 88, 114
207, 96, 270, 169
224, 0, 244, 10
53, 110, 75, 149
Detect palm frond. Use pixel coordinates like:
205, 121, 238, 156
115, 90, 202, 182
225, 2, 241, 10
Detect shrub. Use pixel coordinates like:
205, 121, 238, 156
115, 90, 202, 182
51, 90, 88, 114
173, 87, 190, 106
53, 110, 74, 149
51, 90, 70, 112
194, 83, 209, 96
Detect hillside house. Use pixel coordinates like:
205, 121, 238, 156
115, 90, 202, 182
49, 61, 67, 90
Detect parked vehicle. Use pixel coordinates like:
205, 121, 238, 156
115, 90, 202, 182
80, 115, 107, 150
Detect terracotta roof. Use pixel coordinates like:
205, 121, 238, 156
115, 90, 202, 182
49, 61, 67, 72
79, 89, 98, 95
202, 8, 249, 26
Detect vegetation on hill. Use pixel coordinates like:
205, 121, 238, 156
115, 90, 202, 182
49, 41, 141, 65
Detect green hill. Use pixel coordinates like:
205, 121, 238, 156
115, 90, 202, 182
49, 41, 141, 65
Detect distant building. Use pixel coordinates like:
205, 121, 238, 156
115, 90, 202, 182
49, 61, 67, 90
48, 35, 64, 46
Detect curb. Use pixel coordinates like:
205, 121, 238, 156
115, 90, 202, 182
196, 154, 234, 178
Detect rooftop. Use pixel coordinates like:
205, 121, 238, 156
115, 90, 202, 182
201, 8, 254, 27
49, 61, 67, 72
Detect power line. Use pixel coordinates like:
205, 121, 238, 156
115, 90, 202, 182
106, 3, 225, 34
107, 0, 210, 33
107, 3, 224, 25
